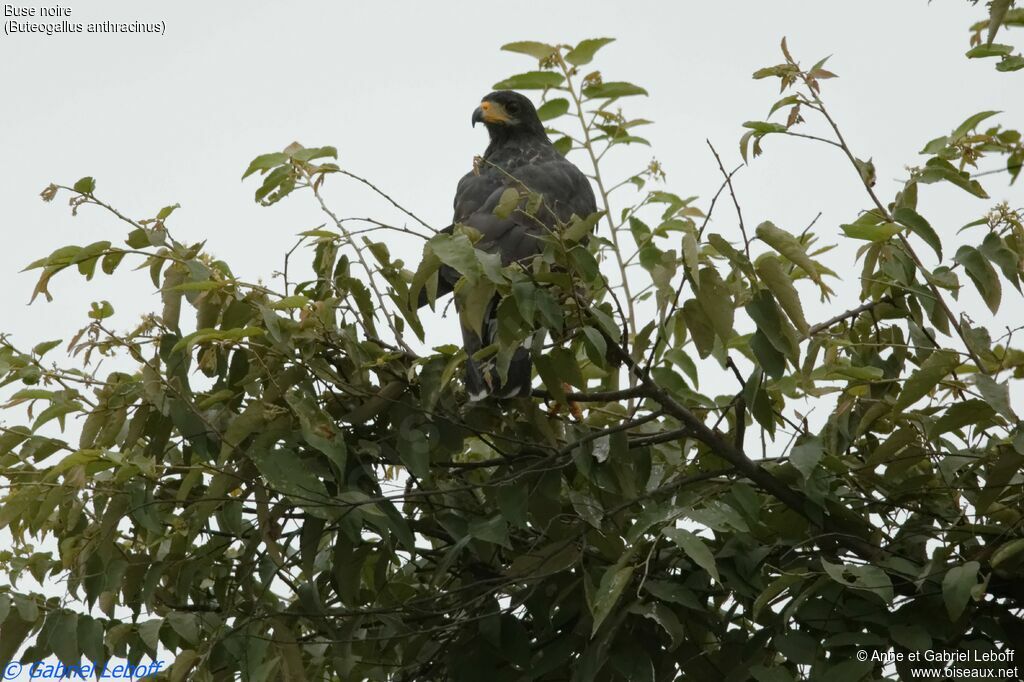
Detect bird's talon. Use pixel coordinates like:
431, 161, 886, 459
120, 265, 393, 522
547, 383, 583, 421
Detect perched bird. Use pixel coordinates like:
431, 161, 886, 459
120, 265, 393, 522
419, 90, 597, 400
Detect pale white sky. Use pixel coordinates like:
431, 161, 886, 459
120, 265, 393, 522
0, 2, 1021, 670
0, 0, 1021, 381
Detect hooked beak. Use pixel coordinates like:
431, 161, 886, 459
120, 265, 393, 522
472, 100, 511, 127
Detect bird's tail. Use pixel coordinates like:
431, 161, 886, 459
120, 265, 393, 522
463, 296, 534, 401
465, 345, 532, 402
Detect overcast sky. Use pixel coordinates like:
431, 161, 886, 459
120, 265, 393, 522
0, 2, 1022, 662
1, 0, 1021, 377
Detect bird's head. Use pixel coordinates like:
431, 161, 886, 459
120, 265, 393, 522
472, 91, 546, 140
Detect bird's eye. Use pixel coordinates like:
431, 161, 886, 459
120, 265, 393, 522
506, 102, 519, 114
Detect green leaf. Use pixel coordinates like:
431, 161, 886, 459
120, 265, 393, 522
755, 221, 828, 293
974, 374, 1017, 421
170, 326, 264, 354
508, 540, 578, 578
663, 528, 720, 582
289, 145, 337, 162
955, 245, 1002, 313
951, 111, 1000, 139
893, 207, 942, 260
996, 55, 1024, 71
535, 288, 564, 331
169, 280, 223, 293
125, 228, 150, 249
739, 130, 756, 162
932, 399, 995, 437
249, 446, 332, 519
241, 152, 287, 179
550, 347, 584, 388
469, 515, 511, 548
750, 331, 786, 379
768, 95, 801, 117
271, 294, 310, 309
537, 98, 570, 121
966, 43, 1014, 58
582, 82, 648, 99
166, 611, 200, 644
682, 299, 715, 358
459, 279, 496, 337
493, 71, 565, 90
32, 339, 63, 357
743, 121, 788, 134
138, 618, 162, 652
497, 483, 529, 528
789, 436, 824, 479
696, 267, 734, 343
101, 249, 125, 275
565, 38, 615, 65
156, 203, 180, 221
534, 353, 567, 403
50, 611, 80, 667
570, 246, 600, 282
746, 290, 799, 362
582, 326, 608, 367
822, 559, 894, 604
285, 390, 347, 474
88, 300, 114, 320
590, 563, 634, 636
681, 232, 700, 282
894, 349, 959, 412
568, 487, 603, 529
629, 602, 683, 649
501, 41, 557, 60
77, 615, 105, 665
890, 624, 932, 652
752, 574, 803, 621
494, 187, 520, 219
919, 157, 989, 198
512, 281, 536, 323
430, 233, 481, 284
979, 232, 1021, 292
398, 426, 430, 478
73, 176, 96, 194
755, 256, 809, 336
840, 221, 901, 242
643, 580, 701, 610
563, 211, 602, 244
0, 611, 35, 669
942, 561, 980, 620
921, 135, 950, 155
991, 539, 1024, 567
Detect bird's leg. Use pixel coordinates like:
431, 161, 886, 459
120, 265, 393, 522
546, 383, 583, 421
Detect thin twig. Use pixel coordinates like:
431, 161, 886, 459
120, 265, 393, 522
706, 140, 752, 262
558, 53, 637, 342
309, 172, 413, 353
799, 82, 986, 371
808, 296, 892, 335
337, 169, 436, 232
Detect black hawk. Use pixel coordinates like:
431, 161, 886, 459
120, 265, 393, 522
418, 90, 597, 400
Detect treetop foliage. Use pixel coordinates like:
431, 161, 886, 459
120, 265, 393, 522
1, 3, 1023, 680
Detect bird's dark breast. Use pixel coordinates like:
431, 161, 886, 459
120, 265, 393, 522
452, 141, 597, 252
441, 105, 598, 400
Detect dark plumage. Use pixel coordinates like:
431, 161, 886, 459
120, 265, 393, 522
420, 90, 597, 400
